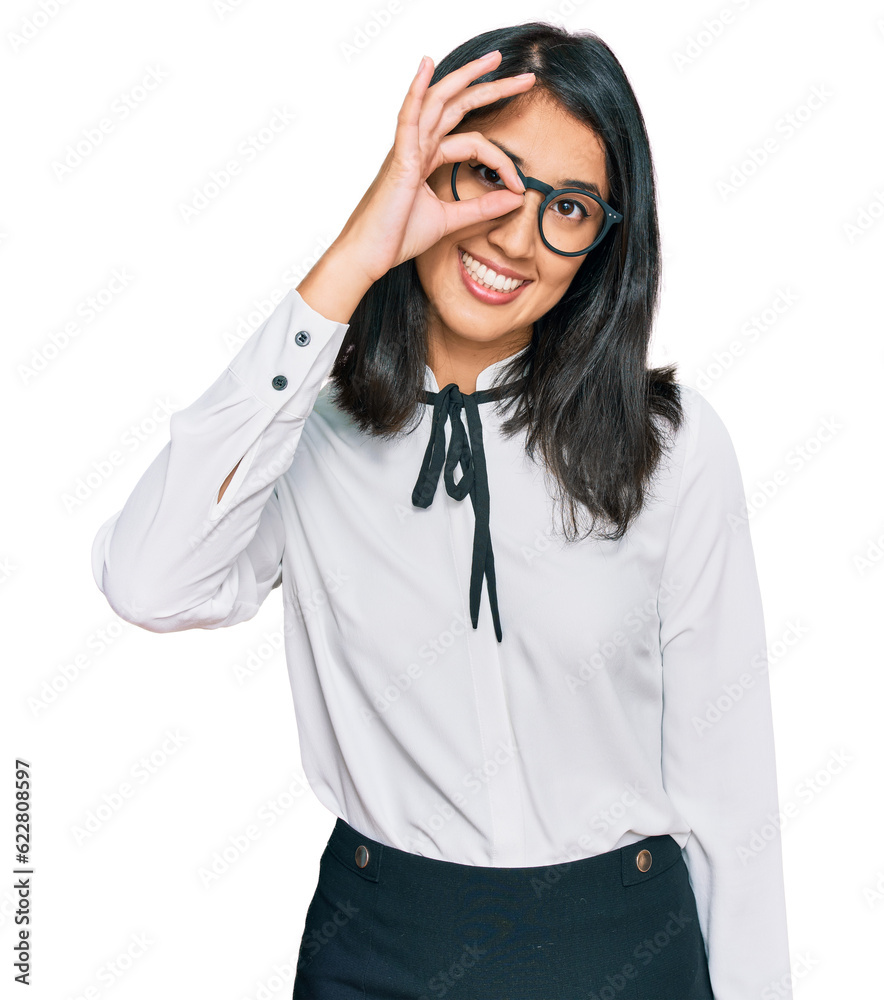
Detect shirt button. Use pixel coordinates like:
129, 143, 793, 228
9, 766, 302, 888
271, 375, 288, 390
355, 844, 369, 868
294, 330, 311, 346
635, 849, 652, 873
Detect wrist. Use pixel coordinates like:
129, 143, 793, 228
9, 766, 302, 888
327, 232, 386, 287
296, 241, 376, 325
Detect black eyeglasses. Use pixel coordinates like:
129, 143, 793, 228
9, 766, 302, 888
450, 160, 623, 257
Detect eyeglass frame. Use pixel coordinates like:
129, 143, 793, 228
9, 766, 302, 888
450, 160, 624, 257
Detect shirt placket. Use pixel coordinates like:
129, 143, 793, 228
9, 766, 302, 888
444, 405, 526, 865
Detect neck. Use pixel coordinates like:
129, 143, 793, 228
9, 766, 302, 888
425, 322, 532, 395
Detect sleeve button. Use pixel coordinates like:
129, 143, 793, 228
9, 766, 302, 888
271, 375, 288, 390
294, 330, 311, 346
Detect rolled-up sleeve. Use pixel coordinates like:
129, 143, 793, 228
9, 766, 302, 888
658, 387, 792, 999
91, 288, 350, 633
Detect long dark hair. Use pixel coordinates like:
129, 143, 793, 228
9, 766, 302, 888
327, 21, 684, 541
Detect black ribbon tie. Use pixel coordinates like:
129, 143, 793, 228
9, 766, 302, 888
411, 377, 527, 644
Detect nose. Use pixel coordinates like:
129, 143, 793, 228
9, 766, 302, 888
486, 188, 542, 262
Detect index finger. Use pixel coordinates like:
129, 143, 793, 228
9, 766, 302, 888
425, 48, 506, 106
396, 53, 436, 136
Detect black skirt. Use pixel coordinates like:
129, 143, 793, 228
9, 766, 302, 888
293, 816, 714, 1000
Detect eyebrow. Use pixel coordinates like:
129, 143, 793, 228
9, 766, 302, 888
484, 138, 603, 197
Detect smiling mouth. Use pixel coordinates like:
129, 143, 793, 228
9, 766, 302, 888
459, 249, 530, 292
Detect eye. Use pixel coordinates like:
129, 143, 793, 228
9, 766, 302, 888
547, 194, 601, 224
468, 162, 504, 187
552, 199, 586, 220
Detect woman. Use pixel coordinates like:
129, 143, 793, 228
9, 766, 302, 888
91, 21, 792, 1000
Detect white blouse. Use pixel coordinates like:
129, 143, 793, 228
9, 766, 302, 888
91, 287, 792, 999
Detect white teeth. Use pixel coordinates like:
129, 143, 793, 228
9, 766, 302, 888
461, 250, 525, 292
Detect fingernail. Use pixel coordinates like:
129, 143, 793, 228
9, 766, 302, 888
481, 49, 500, 58
513, 73, 535, 79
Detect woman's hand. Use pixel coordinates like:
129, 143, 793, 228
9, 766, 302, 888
334, 50, 535, 286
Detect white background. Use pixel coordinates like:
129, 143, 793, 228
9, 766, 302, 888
3, 1, 882, 997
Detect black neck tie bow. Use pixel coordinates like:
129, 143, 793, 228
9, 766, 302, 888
411, 377, 528, 643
